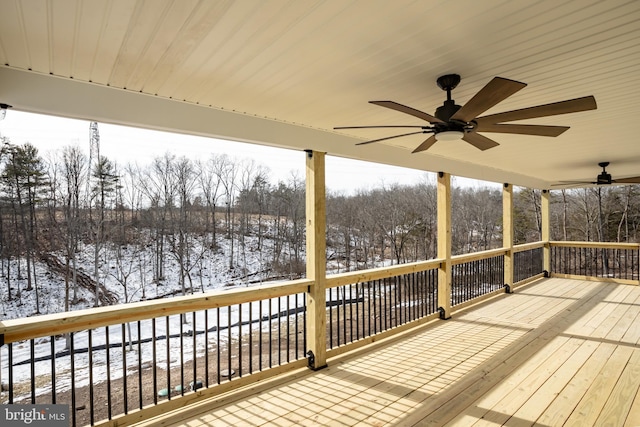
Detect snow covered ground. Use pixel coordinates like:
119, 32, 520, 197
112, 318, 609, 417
0, 228, 372, 403
1, 231, 294, 320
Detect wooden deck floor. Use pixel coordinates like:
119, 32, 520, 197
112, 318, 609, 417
141, 278, 640, 426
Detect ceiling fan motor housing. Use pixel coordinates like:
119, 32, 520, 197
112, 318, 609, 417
597, 172, 612, 185
435, 100, 463, 126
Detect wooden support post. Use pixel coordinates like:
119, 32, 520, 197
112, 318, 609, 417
437, 172, 452, 319
541, 189, 551, 275
305, 150, 327, 370
503, 183, 514, 292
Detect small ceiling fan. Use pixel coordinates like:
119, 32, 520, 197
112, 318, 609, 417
335, 74, 597, 152
555, 162, 640, 187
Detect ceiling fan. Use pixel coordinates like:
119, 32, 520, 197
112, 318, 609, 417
335, 74, 597, 152
555, 162, 640, 187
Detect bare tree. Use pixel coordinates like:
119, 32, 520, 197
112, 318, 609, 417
196, 156, 225, 249
60, 145, 87, 306
168, 157, 199, 296
139, 153, 176, 283
215, 155, 238, 270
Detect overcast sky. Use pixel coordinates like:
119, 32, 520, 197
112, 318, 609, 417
0, 110, 494, 192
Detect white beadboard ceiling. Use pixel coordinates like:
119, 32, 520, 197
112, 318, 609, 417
1, 0, 639, 189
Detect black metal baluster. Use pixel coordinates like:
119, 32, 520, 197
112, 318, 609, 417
294, 294, 299, 360
432, 269, 437, 314
138, 321, 142, 409
396, 276, 402, 326
384, 277, 388, 330
417, 271, 424, 318
329, 286, 334, 348
228, 306, 232, 379
50, 335, 56, 405
8, 344, 13, 404
239, 304, 243, 376
88, 330, 94, 424
106, 326, 112, 415
349, 285, 358, 342
278, 298, 282, 365
192, 312, 197, 388
180, 318, 184, 395
336, 286, 341, 346
395, 276, 400, 326
367, 281, 372, 337
249, 301, 253, 374
268, 300, 273, 368
259, 301, 263, 371
122, 324, 128, 413
30, 339, 35, 403
303, 295, 307, 354
216, 308, 221, 384
373, 279, 384, 334
411, 273, 416, 321
165, 317, 171, 400
342, 285, 347, 344
355, 283, 361, 340
70, 333, 76, 426
152, 319, 157, 405
286, 296, 291, 362
374, 279, 379, 334
468, 260, 473, 301
204, 310, 209, 388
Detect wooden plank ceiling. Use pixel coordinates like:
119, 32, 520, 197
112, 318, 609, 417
0, 0, 639, 189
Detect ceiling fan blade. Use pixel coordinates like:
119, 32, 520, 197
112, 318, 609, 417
613, 176, 640, 184
451, 77, 527, 123
552, 181, 594, 186
355, 131, 427, 146
476, 96, 597, 124
551, 182, 595, 188
335, 125, 427, 129
462, 132, 500, 151
412, 135, 438, 153
370, 101, 444, 124
475, 123, 569, 137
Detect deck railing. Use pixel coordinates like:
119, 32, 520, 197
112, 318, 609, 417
0, 281, 311, 427
451, 248, 506, 306
514, 242, 545, 283
325, 261, 440, 350
0, 241, 571, 426
549, 241, 640, 283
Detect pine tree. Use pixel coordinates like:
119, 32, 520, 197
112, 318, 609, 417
1, 142, 47, 312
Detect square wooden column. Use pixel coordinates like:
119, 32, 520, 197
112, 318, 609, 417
503, 183, 514, 292
305, 150, 327, 370
437, 172, 452, 319
541, 189, 551, 274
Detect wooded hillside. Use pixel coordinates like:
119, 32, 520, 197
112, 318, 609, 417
1, 139, 639, 315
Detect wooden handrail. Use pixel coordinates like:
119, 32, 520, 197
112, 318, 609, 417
513, 241, 545, 253
549, 241, 640, 250
451, 247, 507, 265
0, 279, 311, 344
325, 259, 442, 288
326, 243, 546, 288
